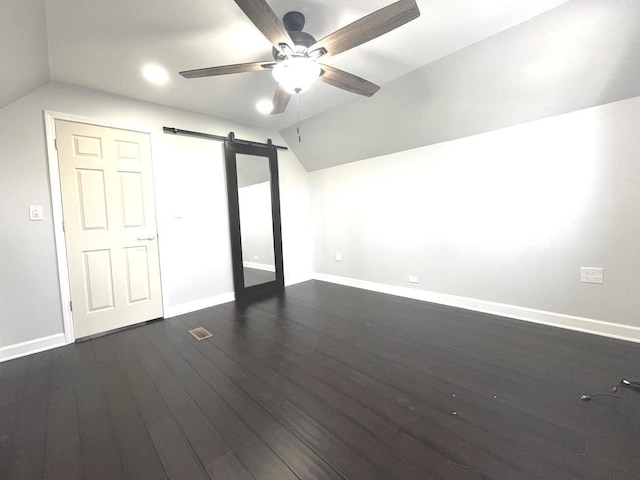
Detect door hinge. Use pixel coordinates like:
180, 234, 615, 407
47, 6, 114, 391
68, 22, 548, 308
69, 300, 72, 311
54, 138, 58, 150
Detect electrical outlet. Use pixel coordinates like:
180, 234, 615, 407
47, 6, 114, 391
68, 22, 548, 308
581, 267, 603, 284
334, 252, 343, 262
29, 205, 43, 221
408, 275, 419, 284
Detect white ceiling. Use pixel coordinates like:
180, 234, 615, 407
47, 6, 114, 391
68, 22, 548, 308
39, 0, 572, 130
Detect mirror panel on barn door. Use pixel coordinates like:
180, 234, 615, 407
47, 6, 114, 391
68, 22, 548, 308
224, 139, 284, 302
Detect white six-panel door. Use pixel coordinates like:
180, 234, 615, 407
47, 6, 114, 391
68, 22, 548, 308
55, 120, 163, 338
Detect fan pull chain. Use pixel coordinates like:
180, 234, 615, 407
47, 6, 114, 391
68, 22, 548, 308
296, 93, 301, 143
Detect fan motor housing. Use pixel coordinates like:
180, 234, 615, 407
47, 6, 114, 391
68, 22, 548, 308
272, 12, 317, 60
283, 11, 305, 31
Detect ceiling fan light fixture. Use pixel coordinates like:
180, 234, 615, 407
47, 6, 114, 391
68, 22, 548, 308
272, 57, 321, 94
179, 1, 420, 113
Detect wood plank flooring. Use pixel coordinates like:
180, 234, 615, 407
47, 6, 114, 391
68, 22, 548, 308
2, 280, 640, 479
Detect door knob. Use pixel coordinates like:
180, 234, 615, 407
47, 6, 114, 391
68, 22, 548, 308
137, 233, 156, 241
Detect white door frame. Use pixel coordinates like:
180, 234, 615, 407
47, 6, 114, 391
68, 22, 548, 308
44, 110, 166, 343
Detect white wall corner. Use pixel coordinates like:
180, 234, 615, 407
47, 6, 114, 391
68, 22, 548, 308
0, 334, 68, 363
313, 273, 640, 344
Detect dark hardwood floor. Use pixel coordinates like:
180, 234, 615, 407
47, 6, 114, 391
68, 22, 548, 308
2, 280, 640, 479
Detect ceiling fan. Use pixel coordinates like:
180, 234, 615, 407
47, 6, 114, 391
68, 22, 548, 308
179, 0, 420, 114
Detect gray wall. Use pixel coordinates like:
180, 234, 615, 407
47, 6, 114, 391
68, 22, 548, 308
282, 0, 640, 171
0, 0, 50, 108
310, 95, 640, 328
0, 82, 312, 351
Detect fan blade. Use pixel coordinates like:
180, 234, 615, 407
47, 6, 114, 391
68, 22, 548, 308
234, 0, 293, 52
309, 0, 420, 58
180, 61, 276, 78
271, 83, 292, 114
318, 64, 380, 97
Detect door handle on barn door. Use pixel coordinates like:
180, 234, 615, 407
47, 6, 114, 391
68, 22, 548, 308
137, 233, 156, 241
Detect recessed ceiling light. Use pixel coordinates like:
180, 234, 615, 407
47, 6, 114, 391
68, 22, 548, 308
256, 99, 274, 115
143, 64, 169, 85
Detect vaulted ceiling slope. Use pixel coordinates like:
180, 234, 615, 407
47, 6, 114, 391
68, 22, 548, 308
6, 0, 633, 173
282, 0, 640, 171
0, 0, 49, 109
2, 0, 570, 123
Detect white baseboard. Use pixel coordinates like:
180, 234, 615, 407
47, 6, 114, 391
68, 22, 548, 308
243, 262, 276, 272
0, 333, 68, 363
285, 273, 314, 287
164, 292, 236, 318
313, 273, 640, 344
164, 274, 313, 318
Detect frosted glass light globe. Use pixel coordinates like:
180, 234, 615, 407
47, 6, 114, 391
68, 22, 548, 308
272, 57, 321, 94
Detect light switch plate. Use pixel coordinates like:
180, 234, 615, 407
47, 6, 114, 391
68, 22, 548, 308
334, 252, 343, 262
29, 205, 43, 221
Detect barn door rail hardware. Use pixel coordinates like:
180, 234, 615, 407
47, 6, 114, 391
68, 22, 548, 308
163, 127, 288, 151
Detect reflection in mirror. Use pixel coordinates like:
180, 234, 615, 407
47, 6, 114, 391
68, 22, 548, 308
236, 153, 276, 287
